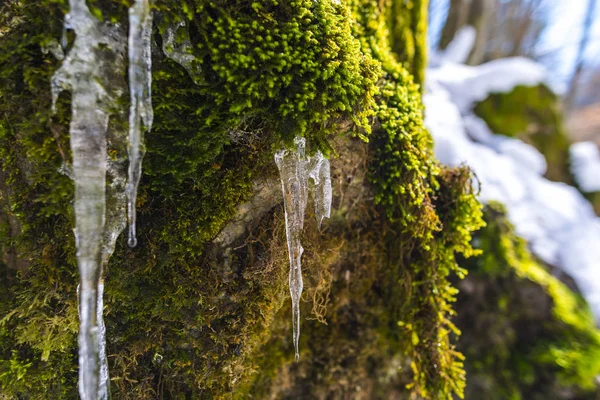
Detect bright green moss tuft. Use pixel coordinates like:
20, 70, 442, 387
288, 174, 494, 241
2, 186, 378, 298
385, 0, 428, 88
155, 0, 380, 145
350, 0, 485, 397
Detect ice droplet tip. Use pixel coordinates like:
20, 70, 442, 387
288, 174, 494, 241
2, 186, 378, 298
127, 236, 137, 248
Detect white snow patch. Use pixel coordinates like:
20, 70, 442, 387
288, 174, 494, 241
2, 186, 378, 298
430, 57, 547, 113
570, 141, 600, 193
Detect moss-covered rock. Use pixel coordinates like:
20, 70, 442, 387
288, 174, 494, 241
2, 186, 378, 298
455, 203, 600, 399
473, 84, 572, 184
0, 0, 485, 398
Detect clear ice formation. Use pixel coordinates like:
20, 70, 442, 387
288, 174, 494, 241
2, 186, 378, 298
96, 283, 109, 400
161, 21, 202, 84
76, 281, 109, 400
127, 0, 154, 248
41, 38, 65, 60
274, 137, 332, 361
51, 0, 152, 398
308, 152, 332, 229
51, 1, 123, 398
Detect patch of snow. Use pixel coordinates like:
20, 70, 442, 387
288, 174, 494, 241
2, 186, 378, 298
430, 57, 547, 114
570, 141, 600, 193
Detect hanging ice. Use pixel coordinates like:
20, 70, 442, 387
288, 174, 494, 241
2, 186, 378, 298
77, 283, 109, 399
41, 38, 65, 61
127, 0, 153, 248
161, 20, 202, 84
274, 137, 332, 361
51, 1, 123, 398
308, 152, 332, 228
96, 282, 109, 400
50, 0, 142, 397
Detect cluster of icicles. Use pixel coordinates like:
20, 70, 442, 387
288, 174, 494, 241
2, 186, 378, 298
51, 1, 331, 398
51, 0, 153, 398
275, 137, 332, 361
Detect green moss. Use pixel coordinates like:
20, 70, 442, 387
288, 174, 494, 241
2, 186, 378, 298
0, 0, 484, 398
473, 84, 572, 183
385, 0, 428, 88
234, 145, 483, 399
456, 203, 600, 399
352, 0, 484, 397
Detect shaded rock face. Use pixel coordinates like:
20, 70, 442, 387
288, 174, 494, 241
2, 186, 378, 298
455, 204, 600, 400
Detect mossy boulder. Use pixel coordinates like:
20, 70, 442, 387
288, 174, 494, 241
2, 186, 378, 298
473, 84, 572, 184
455, 203, 600, 399
0, 0, 486, 398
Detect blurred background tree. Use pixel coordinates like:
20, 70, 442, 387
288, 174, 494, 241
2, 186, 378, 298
430, 0, 600, 136
430, 0, 600, 213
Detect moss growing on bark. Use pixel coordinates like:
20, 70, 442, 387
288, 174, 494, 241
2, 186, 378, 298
0, 0, 484, 398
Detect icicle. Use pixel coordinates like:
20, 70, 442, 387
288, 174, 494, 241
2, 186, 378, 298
274, 137, 332, 361
127, 0, 153, 248
161, 21, 202, 84
97, 282, 109, 400
51, 0, 126, 398
308, 152, 332, 229
76, 282, 110, 400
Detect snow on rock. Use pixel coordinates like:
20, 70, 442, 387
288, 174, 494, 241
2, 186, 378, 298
426, 40, 600, 323
570, 141, 600, 193
441, 25, 476, 64
559, 220, 600, 316
429, 57, 546, 114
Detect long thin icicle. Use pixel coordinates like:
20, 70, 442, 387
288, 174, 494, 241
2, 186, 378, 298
274, 137, 332, 361
76, 281, 109, 400
51, 1, 125, 398
127, 0, 153, 248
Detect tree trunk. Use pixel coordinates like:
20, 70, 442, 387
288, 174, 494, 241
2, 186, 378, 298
566, 0, 597, 111
438, 0, 493, 65
465, 0, 494, 65
439, 0, 471, 50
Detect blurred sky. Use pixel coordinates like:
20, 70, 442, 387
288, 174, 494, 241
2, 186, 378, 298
428, 0, 600, 91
